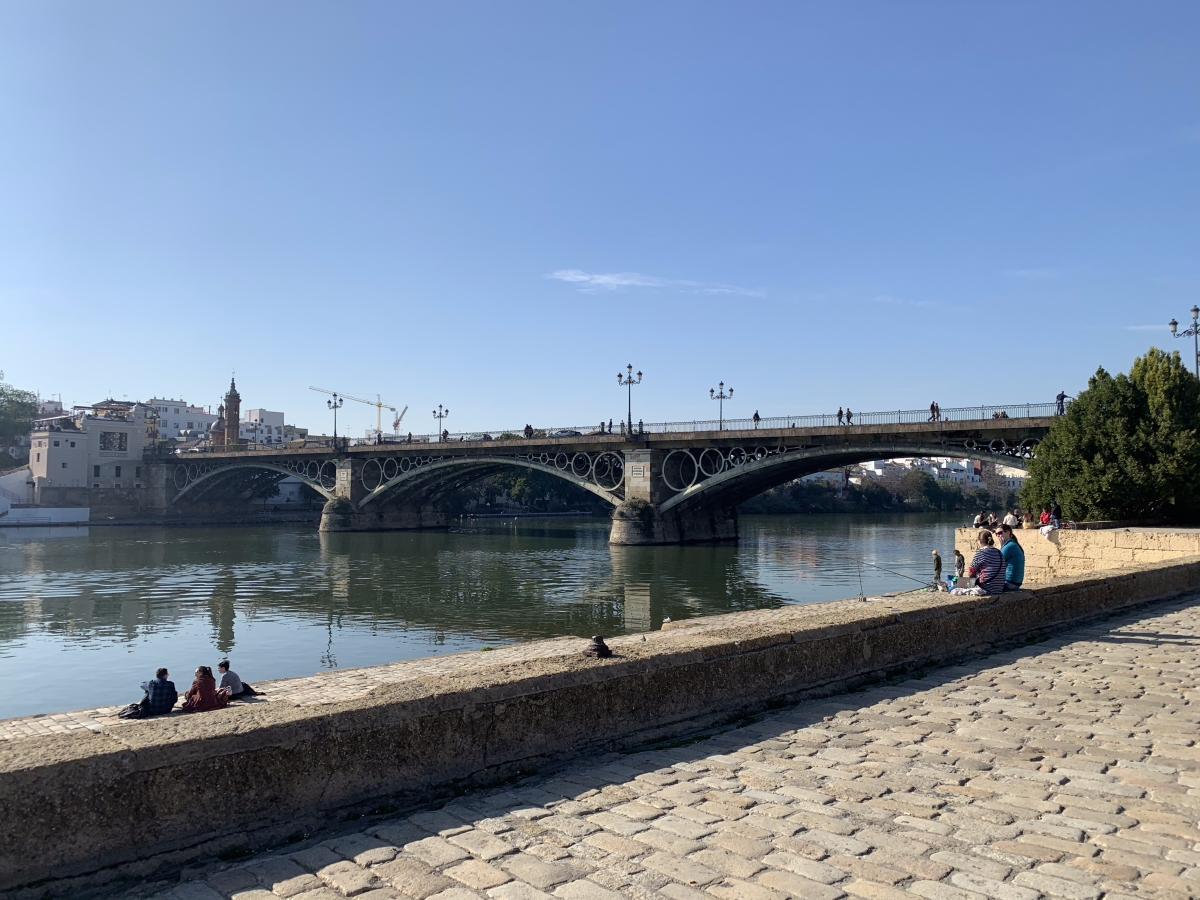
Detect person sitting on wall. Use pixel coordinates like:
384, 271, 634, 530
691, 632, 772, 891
216, 659, 253, 701
140, 667, 178, 716
182, 665, 228, 713
995, 524, 1025, 591
973, 510, 985, 527
952, 529, 1006, 596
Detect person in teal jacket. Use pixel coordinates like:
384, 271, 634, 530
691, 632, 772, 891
996, 524, 1025, 590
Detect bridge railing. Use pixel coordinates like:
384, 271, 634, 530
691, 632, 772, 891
145, 402, 1063, 453
357, 401, 1063, 445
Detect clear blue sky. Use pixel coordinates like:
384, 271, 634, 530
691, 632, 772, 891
2, 3, 1197, 436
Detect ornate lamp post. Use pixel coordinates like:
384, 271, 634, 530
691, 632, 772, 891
327, 394, 344, 446
617, 364, 642, 435
1169, 306, 1200, 379
710, 382, 733, 431
433, 404, 450, 441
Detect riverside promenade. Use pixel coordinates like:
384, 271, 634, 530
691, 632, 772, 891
75, 590, 1200, 900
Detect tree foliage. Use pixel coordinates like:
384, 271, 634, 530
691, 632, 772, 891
0, 371, 39, 448
1022, 348, 1200, 521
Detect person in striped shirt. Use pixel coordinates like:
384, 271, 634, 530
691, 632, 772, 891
951, 529, 1006, 595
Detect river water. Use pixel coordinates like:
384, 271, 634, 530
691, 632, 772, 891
0, 514, 961, 719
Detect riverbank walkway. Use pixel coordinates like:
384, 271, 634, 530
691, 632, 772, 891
107, 591, 1200, 900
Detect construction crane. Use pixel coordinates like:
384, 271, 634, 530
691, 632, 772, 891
309, 387, 402, 437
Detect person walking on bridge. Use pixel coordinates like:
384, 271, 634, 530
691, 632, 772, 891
929, 401, 938, 422
1055, 391, 1071, 415
753, 410, 761, 429
845, 408, 854, 425
837, 407, 844, 425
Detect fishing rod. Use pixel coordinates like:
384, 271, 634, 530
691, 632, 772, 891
847, 556, 939, 588
864, 561, 936, 588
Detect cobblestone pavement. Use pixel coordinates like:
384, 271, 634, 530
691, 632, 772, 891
126, 594, 1200, 900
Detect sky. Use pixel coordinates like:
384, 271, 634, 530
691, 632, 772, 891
1, 2, 1198, 437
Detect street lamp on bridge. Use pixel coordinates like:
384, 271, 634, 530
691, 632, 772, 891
327, 394, 344, 447
710, 382, 733, 431
1169, 306, 1200, 380
617, 364, 642, 435
433, 404, 450, 441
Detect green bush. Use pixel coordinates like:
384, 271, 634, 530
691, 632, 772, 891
1022, 348, 1200, 521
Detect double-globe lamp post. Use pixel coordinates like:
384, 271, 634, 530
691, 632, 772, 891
433, 404, 450, 441
710, 382, 733, 430
617, 364, 642, 435
326, 393, 343, 447
1169, 306, 1200, 380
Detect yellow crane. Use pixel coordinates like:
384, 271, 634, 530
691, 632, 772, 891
309, 387, 406, 436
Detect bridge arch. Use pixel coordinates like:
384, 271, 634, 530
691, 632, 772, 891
658, 443, 1029, 517
358, 454, 625, 509
170, 460, 337, 503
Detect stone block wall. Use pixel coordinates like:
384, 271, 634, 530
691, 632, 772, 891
955, 526, 1200, 583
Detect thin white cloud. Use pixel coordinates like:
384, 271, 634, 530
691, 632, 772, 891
547, 269, 764, 297
1005, 268, 1059, 279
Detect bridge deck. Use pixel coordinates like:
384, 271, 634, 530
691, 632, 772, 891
184, 415, 1056, 461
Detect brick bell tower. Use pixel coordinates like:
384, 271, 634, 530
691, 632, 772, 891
223, 377, 242, 449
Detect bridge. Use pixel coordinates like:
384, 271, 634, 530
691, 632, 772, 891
152, 402, 1057, 544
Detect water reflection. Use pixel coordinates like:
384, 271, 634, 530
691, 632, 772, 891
0, 514, 959, 718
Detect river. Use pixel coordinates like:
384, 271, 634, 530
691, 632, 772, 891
0, 513, 962, 719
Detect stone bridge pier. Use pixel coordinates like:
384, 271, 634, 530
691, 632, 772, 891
610, 449, 738, 545
319, 458, 451, 534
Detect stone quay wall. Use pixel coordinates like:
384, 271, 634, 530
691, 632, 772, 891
3, 557, 1200, 892
955, 525, 1200, 584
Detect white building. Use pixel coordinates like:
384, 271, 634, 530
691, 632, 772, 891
995, 464, 1029, 492
240, 408, 286, 446
800, 469, 846, 487
27, 401, 154, 502
148, 398, 218, 441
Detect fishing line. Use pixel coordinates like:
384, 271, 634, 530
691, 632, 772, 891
856, 558, 936, 587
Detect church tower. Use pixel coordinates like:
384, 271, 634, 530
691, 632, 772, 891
210, 404, 227, 449
223, 378, 242, 449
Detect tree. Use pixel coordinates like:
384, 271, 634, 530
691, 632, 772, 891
1022, 348, 1200, 521
0, 371, 38, 449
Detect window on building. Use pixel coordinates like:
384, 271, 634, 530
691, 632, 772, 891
61, 462, 67, 469
135, 483, 142, 489
187, 422, 193, 429
53, 440, 59, 447
135, 466, 141, 477
35, 453, 39, 462
70, 441, 75, 448
115, 483, 121, 489
93, 465, 100, 477
93, 483, 99, 488
115, 465, 121, 478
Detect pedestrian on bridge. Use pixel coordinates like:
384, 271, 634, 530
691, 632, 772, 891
845, 408, 854, 425
837, 407, 844, 425
929, 401, 940, 422
753, 411, 761, 429
1055, 391, 1071, 415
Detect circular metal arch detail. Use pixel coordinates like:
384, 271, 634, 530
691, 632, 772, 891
661, 449, 699, 493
